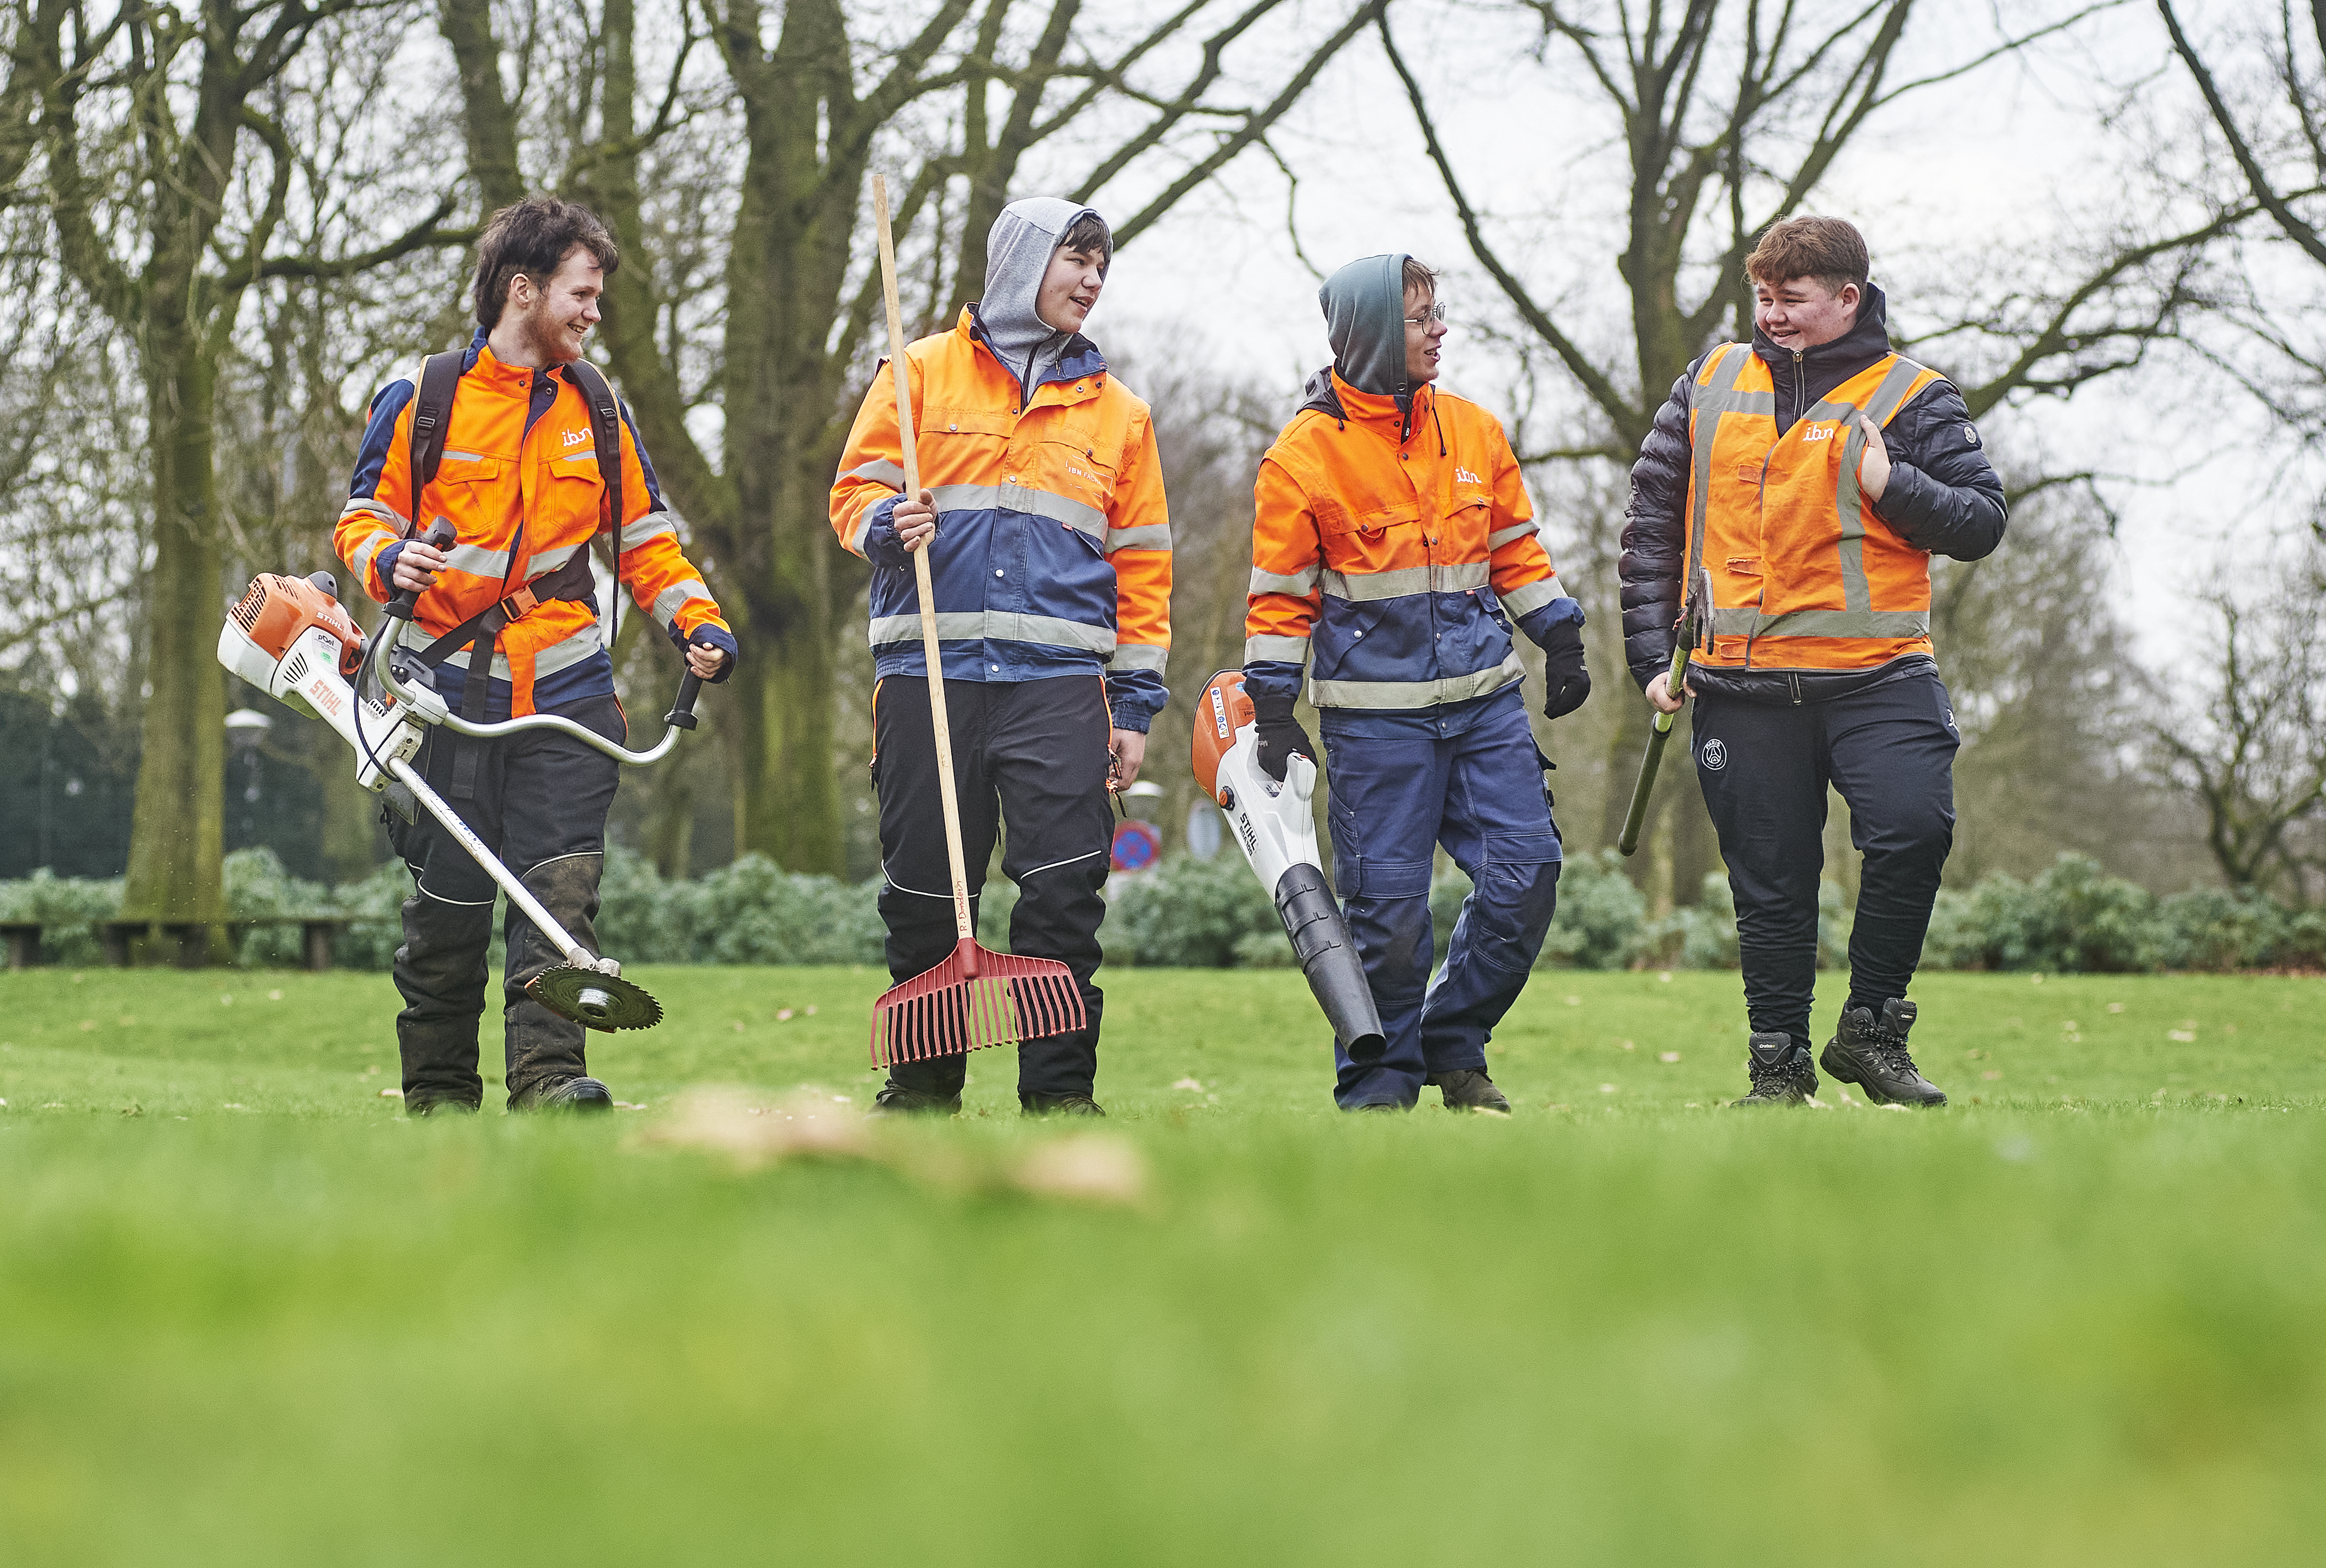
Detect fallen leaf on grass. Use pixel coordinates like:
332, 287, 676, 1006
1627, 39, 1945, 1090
379, 1088, 403, 1099
222, 1103, 248, 1110
1804, 1096, 1834, 1110
1598, 1084, 1618, 1094
1982, 1070, 2003, 1081
776, 1008, 795, 1022
1171, 1078, 1204, 1092
1658, 1051, 1681, 1063
2168, 1030, 2196, 1042
1010, 1135, 1150, 1208
634, 1087, 875, 1171
613, 1100, 647, 1110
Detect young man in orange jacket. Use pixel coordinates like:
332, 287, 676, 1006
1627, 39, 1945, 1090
336, 197, 737, 1115
832, 199, 1171, 1117
1620, 216, 2006, 1107
1245, 256, 1589, 1112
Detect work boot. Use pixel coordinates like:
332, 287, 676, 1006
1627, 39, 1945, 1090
1022, 1094, 1105, 1117
1430, 1068, 1512, 1114
405, 1095, 479, 1118
513, 1074, 614, 1111
867, 1083, 962, 1117
1731, 1032, 1817, 1106
1822, 998, 1947, 1108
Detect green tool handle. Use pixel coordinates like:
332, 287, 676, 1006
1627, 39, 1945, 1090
1617, 640, 1692, 857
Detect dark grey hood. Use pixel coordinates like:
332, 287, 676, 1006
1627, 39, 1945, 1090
978, 196, 1098, 397
1318, 252, 1412, 406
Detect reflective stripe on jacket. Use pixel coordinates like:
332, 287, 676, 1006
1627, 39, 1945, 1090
335, 345, 729, 716
1683, 344, 1943, 673
829, 307, 1171, 728
1245, 372, 1570, 711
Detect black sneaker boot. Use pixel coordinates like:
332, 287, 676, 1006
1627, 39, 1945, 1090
1822, 998, 1947, 1107
1429, 1068, 1512, 1114
1021, 1094, 1105, 1117
1731, 1032, 1817, 1106
867, 1083, 963, 1117
513, 1075, 614, 1111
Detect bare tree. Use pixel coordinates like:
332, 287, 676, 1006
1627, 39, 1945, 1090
1377, 0, 2251, 902
7, 0, 469, 934
2149, 562, 2326, 901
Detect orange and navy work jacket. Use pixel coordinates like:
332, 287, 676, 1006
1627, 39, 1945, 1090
336, 341, 730, 720
1683, 343, 1943, 672
1243, 372, 1575, 717
830, 307, 1171, 730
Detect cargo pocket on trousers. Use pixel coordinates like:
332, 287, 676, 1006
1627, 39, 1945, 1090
1338, 856, 1432, 901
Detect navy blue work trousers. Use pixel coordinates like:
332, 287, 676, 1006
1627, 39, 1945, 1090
1320, 686, 1562, 1109
1691, 667, 1960, 1049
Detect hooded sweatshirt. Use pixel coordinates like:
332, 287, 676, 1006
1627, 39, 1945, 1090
977, 197, 1099, 403
1300, 253, 1425, 439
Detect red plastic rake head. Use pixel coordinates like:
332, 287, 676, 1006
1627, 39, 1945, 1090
869, 937, 1088, 1067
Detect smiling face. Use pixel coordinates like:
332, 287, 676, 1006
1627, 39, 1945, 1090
1036, 243, 1107, 335
501, 246, 605, 367
1404, 281, 1447, 385
1753, 274, 1862, 353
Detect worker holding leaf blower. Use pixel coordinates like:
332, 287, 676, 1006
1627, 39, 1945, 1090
832, 198, 1170, 1117
1618, 216, 2004, 1109
336, 196, 737, 1117
1245, 256, 1588, 1113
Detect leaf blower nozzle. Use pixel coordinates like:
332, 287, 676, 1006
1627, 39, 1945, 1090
1193, 670, 1386, 1065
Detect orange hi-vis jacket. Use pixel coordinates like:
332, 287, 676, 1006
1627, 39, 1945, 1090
336, 344, 729, 717
1684, 342, 1945, 672
830, 307, 1171, 728
1244, 373, 1571, 711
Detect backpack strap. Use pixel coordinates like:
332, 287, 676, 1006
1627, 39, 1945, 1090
564, 358, 628, 659
407, 350, 466, 530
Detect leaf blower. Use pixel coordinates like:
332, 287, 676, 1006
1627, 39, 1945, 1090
1191, 670, 1384, 1064
215, 525, 705, 1031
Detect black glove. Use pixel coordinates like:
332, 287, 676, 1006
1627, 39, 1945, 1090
1249, 690, 1316, 782
1539, 620, 1591, 720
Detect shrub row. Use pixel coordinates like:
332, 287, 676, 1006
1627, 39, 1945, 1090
1, 848, 2318, 974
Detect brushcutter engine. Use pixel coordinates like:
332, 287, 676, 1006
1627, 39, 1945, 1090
1192, 671, 1384, 1065
217, 562, 700, 1032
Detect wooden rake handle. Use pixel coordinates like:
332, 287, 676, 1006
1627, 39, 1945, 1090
872, 174, 976, 945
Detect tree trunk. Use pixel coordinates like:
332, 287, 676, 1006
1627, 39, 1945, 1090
120, 332, 227, 928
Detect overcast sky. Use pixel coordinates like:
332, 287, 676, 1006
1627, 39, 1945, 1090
1004, 0, 2320, 670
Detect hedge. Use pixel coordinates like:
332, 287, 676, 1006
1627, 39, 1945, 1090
3, 848, 2322, 974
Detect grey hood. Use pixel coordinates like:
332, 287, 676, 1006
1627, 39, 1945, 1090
1318, 252, 1412, 406
977, 196, 1099, 396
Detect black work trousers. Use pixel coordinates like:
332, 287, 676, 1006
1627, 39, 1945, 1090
873, 674, 1114, 1105
385, 696, 624, 1110
1692, 668, 1959, 1049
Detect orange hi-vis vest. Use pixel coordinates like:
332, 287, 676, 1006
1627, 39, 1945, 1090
1685, 343, 1946, 673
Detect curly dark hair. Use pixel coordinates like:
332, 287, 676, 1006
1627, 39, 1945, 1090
472, 196, 621, 329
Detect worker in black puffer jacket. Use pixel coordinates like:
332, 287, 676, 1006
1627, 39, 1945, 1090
1616, 215, 2006, 1110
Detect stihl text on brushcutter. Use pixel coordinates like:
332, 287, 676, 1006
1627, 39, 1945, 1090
216, 532, 707, 1030
1192, 670, 1385, 1064
864, 171, 1087, 1068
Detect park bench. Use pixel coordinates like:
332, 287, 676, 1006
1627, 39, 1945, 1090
1, 917, 361, 972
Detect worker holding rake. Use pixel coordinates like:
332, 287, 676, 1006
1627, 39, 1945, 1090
832, 197, 1171, 1117
1618, 216, 2005, 1108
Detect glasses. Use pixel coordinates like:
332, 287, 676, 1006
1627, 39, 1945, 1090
1404, 302, 1448, 328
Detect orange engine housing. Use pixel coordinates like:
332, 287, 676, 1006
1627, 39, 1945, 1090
1191, 668, 1255, 802
227, 574, 366, 679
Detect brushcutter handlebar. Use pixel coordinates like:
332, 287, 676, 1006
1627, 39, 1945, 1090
665, 670, 703, 731
384, 518, 455, 621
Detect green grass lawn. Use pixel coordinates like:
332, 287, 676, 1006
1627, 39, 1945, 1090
3, 964, 2323, 1565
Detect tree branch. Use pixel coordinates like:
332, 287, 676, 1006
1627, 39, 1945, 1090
2161, 0, 2326, 269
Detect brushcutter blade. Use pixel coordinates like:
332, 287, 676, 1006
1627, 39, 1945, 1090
869, 937, 1087, 1067
529, 965, 664, 1031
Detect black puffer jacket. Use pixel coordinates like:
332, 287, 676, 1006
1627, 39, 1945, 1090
1616, 283, 2006, 704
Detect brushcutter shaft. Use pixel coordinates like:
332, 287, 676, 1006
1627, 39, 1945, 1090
1617, 640, 1691, 857
387, 755, 594, 968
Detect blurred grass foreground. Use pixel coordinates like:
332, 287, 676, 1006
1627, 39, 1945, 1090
2, 964, 2323, 1566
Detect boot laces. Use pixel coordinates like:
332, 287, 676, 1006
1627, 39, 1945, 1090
1867, 1024, 1920, 1082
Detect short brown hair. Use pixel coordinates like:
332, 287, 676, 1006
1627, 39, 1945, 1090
1402, 256, 1439, 296
1061, 210, 1113, 273
1745, 216, 1868, 295
473, 197, 620, 329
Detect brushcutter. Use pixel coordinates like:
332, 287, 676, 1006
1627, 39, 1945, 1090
864, 172, 1088, 1068
216, 537, 707, 1031
1618, 567, 1712, 857
1192, 671, 1385, 1064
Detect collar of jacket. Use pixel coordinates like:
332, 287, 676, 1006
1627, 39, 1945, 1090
1751, 279, 1894, 408
1301, 367, 1432, 445
956, 305, 1107, 402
